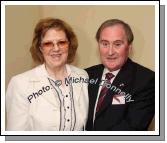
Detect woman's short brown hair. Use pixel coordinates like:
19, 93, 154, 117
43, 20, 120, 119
30, 18, 78, 64
96, 19, 134, 44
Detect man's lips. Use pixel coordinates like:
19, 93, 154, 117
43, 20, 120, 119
106, 57, 117, 60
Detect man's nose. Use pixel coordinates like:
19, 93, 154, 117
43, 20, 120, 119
108, 45, 114, 55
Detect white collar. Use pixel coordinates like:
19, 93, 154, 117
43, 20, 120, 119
36, 63, 72, 80
103, 68, 120, 77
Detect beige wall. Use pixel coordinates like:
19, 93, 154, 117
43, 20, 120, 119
5, 6, 41, 88
5, 5, 155, 88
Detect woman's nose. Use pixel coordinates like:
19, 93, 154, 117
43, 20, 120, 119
53, 43, 60, 51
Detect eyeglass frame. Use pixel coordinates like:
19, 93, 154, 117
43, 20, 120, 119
40, 40, 69, 50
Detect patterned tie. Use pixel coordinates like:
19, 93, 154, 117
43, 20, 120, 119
96, 72, 114, 112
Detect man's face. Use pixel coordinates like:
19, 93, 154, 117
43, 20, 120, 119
98, 24, 132, 71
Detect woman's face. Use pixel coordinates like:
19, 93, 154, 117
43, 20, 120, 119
40, 28, 69, 69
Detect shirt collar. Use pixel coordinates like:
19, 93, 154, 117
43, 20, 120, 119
66, 64, 72, 77
103, 68, 120, 77
37, 63, 72, 80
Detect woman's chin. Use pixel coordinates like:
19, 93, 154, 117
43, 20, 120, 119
49, 61, 66, 68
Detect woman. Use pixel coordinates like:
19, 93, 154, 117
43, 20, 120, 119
6, 18, 89, 131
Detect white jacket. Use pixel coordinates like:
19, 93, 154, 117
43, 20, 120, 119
6, 64, 89, 131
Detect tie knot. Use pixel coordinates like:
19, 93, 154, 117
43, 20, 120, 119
105, 72, 114, 81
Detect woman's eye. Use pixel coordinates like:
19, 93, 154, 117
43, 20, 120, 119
42, 42, 53, 48
57, 41, 69, 47
44, 42, 52, 46
58, 41, 66, 45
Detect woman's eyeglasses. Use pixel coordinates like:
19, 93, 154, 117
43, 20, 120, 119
41, 40, 69, 50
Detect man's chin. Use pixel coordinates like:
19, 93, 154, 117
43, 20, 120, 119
104, 64, 118, 72
105, 62, 125, 71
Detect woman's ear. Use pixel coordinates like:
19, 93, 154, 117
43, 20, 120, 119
39, 46, 43, 53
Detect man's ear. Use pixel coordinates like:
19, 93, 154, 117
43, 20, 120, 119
128, 44, 132, 54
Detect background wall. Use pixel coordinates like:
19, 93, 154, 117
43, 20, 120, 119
5, 5, 155, 88
5, 6, 41, 87
5, 5, 155, 130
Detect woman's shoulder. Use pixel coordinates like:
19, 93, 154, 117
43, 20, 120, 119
6, 65, 45, 96
10, 65, 43, 83
12, 67, 36, 80
68, 64, 88, 77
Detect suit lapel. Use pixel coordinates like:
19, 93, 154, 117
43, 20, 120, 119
87, 65, 104, 120
96, 59, 136, 117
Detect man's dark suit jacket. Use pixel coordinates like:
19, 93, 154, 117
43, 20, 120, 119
85, 58, 155, 131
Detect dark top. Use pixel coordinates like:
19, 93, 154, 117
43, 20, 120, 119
85, 58, 155, 131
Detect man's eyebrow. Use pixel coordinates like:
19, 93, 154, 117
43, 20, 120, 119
99, 39, 109, 42
113, 40, 124, 43
99, 39, 124, 43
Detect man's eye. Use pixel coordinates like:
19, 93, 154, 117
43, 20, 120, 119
102, 42, 109, 46
115, 43, 121, 46
114, 43, 122, 47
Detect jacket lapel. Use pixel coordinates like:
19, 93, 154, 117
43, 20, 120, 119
42, 78, 61, 108
70, 74, 83, 103
29, 64, 60, 107
96, 58, 136, 117
87, 65, 104, 121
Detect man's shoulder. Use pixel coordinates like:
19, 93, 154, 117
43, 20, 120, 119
85, 64, 104, 73
129, 59, 154, 76
125, 59, 155, 87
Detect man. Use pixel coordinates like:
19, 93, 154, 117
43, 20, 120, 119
85, 19, 155, 131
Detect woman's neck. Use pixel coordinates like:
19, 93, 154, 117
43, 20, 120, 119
45, 64, 67, 81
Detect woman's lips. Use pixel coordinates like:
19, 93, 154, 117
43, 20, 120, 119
50, 53, 62, 59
